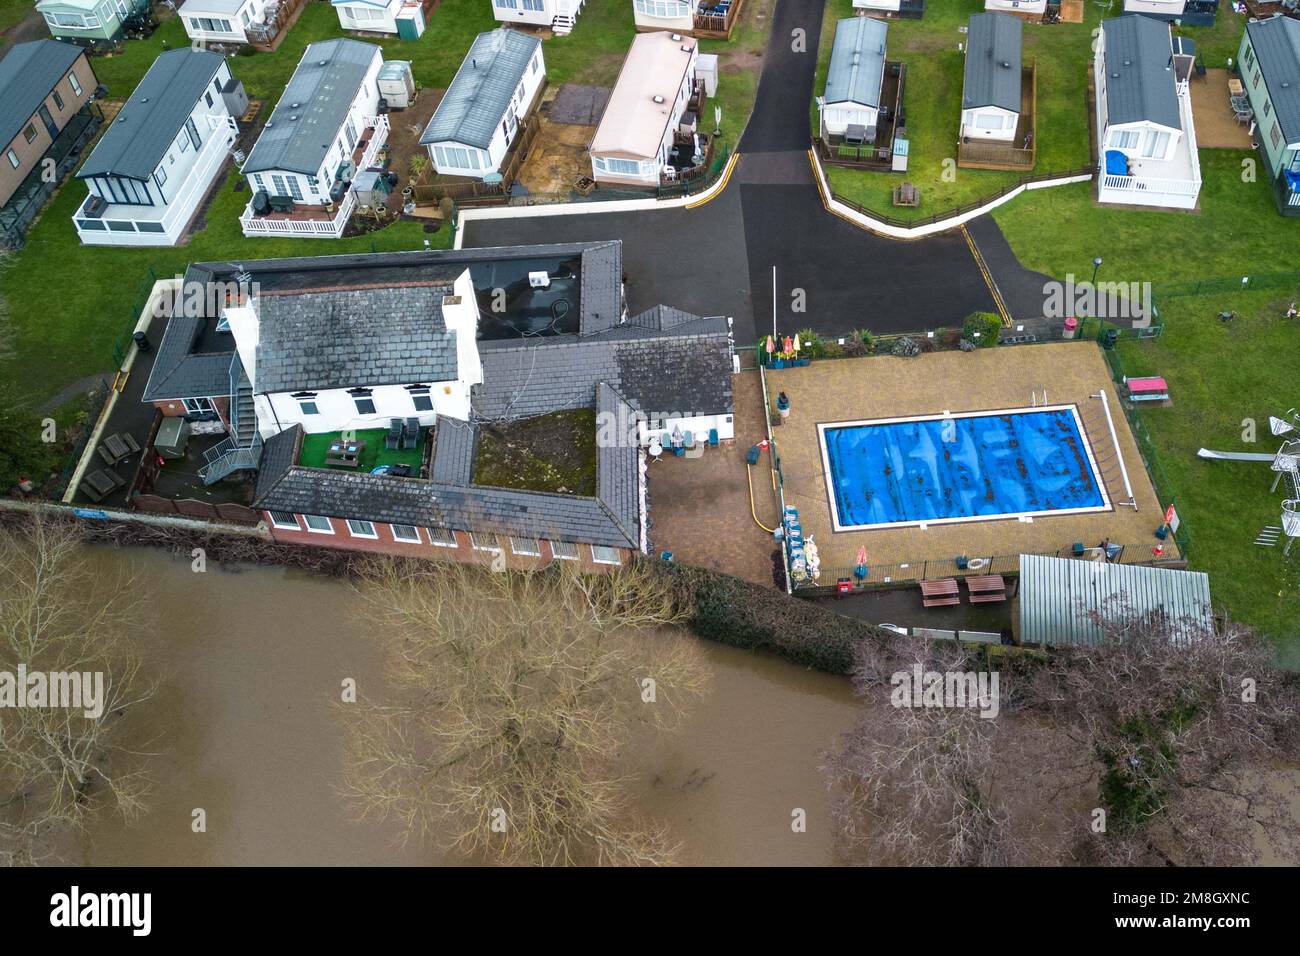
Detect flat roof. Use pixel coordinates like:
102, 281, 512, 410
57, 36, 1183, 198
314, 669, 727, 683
591, 31, 696, 161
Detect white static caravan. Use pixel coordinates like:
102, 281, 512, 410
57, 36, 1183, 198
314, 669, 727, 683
179, 0, 268, 45
1094, 14, 1201, 210
73, 49, 239, 246
491, 0, 583, 36
818, 17, 887, 143
331, 0, 404, 35
420, 28, 545, 179
984, 0, 1047, 14
589, 31, 699, 187
632, 0, 698, 35
961, 12, 1023, 143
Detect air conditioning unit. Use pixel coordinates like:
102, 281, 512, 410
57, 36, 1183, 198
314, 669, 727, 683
529, 271, 551, 289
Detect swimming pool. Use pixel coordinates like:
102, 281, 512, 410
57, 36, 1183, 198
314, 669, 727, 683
818, 406, 1110, 531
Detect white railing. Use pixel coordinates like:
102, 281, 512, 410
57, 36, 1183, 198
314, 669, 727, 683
239, 114, 389, 239
1099, 172, 1201, 196
1287, 188, 1300, 208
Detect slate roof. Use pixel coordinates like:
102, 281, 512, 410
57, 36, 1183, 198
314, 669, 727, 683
78, 48, 225, 181
430, 417, 477, 485
1247, 15, 1300, 146
473, 332, 734, 423
254, 280, 462, 394
243, 39, 380, 175
420, 29, 541, 150
141, 265, 240, 403
0, 40, 85, 149
1100, 15, 1181, 131
1018, 554, 1212, 648
825, 17, 888, 108
963, 13, 1022, 113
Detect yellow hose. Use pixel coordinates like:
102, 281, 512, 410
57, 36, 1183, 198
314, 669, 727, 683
747, 462, 777, 534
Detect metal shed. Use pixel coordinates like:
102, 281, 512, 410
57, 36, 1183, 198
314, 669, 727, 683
1016, 554, 1212, 648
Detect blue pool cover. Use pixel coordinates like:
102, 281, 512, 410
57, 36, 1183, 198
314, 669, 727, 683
822, 408, 1106, 529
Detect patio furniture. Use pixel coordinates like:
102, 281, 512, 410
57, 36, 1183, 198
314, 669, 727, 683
80, 468, 124, 502
893, 182, 920, 207
97, 431, 141, 466
920, 578, 960, 608
386, 419, 402, 451
965, 574, 1007, 604
402, 417, 420, 450
648, 437, 663, 461
325, 439, 365, 468
682, 430, 696, 449
1228, 77, 1244, 97
708, 428, 719, 447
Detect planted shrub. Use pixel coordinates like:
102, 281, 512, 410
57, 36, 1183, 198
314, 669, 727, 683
962, 311, 1002, 347
855, 329, 877, 353
796, 329, 824, 358
891, 335, 921, 357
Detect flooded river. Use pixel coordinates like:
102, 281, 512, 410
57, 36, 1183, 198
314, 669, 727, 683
79, 547, 859, 866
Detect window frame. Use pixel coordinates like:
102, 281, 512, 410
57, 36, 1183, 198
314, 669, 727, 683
510, 537, 541, 557
391, 524, 422, 544
302, 514, 334, 534
469, 532, 501, 552
591, 545, 622, 566
427, 527, 458, 548
550, 540, 580, 561
269, 511, 301, 530
346, 518, 378, 539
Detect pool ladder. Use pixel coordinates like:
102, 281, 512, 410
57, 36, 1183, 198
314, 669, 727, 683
1030, 388, 1048, 407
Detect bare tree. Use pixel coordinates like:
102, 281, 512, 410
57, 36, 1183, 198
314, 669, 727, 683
338, 559, 709, 866
0, 517, 158, 866
826, 609, 1300, 867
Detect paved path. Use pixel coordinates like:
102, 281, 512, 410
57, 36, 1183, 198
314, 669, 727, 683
464, 0, 1023, 345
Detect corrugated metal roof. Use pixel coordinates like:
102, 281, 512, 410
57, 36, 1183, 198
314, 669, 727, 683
420, 29, 541, 151
963, 12, 1022, 113
243, 39, 381, 175
1247, 15, 1300, 146
825, 17, 888, 109
0, 40, 85, 149
1101, 15, 1181, 131
79, 49, 226, 180
1017, 554, 1212, 648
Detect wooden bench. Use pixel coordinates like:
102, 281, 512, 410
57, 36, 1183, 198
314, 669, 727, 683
965, 574, 1007, 603
920, 578, 960, 607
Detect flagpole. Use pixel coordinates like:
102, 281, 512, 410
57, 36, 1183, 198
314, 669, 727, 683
772, 266, 777, 341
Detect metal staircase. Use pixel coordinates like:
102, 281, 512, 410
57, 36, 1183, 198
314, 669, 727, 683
198, 358, 262, 485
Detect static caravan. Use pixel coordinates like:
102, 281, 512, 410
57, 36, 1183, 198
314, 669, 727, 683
1238, 15, 1300, 215
984, 0, 1046, 14
73, 49, 239, 245
420, 29, 545, 179
961, 12, 1023, 142
331, 0, 412, 35
1094, 14, 1201, 209
1122, 0, 1219, 28
632, 0, 699, 34
818, 17, 888, 144
37, 0, 151, 43
851, 0, 924, 16
179, 0, 269, 45
590, 31, 700, 187
492, 0, 583, 36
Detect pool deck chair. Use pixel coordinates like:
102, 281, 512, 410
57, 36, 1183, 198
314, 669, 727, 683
920, 578, 960, 608
708, 428, 719, 447
1124, 376, 1169, 403
965, 574, 1007, 603
403, 417, 420, 450
386, 419, 403, 451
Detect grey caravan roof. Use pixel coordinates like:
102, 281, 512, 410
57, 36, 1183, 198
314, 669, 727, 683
243, 38, 379, 175
420, 29, 541, 150
824, 17, 887, 108
963, 12, 1022, 112
0, 40, 84, 149
1101, 15, 1180, 131
78, 49, 225, 180
1247, 14, 1300, 146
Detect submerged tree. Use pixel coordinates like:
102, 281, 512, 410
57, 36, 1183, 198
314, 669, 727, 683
339, 559, 708, 866
0, 517, 157, 866
826, 610, 1300, 867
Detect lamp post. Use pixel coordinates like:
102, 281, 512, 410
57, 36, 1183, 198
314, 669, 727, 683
1091, 256, 1103, 287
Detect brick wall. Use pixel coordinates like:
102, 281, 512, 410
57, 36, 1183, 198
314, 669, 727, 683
263, 512, 633, 571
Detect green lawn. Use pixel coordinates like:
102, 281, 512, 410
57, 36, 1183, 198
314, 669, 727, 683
1113, 292, 1300, 658
0, 0, 30, 33
299, 428, 424, 472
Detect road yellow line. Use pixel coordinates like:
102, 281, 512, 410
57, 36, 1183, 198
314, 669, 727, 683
960, 224, 1013, 327
684, 153, 740, 209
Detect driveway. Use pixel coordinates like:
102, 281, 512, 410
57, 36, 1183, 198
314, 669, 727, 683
464, 0, 1002, 344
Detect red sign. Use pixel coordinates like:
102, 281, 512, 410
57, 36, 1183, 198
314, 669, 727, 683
1164, 504, 1176, 526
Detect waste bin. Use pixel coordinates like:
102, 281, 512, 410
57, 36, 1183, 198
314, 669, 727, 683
1102, 329, 1119, 350
1063, 316, 1078, 340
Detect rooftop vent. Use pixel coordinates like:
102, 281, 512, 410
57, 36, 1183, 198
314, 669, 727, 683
670, 33, 682, 41
653, 94, 665, 104
1000, 60, 1011, 68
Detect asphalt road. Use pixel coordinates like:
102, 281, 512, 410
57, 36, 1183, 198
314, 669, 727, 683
464, 0, 1028, 344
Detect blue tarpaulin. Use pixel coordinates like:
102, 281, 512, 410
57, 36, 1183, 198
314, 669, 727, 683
1105, 150, 1129, 176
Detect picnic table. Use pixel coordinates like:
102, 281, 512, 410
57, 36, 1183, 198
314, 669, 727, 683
97, 431, 141, 466
919, 578, 960, 608
325, 439, 365, 468
964, 574, 1007, 603
79, 468, 124, 503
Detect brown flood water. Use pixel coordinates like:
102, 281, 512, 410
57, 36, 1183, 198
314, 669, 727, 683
80, 548, 858, 866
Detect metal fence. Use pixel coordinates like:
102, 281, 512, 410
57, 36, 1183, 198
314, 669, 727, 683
111, 266, 159, 367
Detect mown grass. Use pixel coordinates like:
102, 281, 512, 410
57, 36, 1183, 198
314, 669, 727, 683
1, 0, 770, 406
1113, 291, 1300, 658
